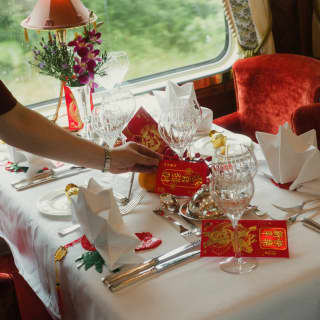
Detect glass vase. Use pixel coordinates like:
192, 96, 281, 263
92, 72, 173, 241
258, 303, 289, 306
67, 84, 93, 141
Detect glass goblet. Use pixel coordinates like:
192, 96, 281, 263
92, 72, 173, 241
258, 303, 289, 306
99, 87, 136, 148
210, 143, 258, 274
158, 99, 200, 158
95, 51, 129, 91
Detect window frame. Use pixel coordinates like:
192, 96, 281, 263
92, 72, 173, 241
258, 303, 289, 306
29, 21, 237, 116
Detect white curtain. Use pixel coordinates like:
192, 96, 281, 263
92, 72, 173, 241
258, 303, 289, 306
222, 0, 275, 57
313, 0, 320, 58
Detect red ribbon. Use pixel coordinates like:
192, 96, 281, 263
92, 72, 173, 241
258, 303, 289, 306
270, 178, 292, 190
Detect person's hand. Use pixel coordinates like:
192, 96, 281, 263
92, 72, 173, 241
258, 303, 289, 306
109, 142, 162, 174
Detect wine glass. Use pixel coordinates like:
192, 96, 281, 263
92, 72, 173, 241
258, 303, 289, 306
210, 143, 258, 274
158, 98, 200, 158
95, 51, 129, 91
99, 87, 136, 148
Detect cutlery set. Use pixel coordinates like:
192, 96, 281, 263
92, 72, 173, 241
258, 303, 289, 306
11, 166, 90, 191
272, 198, 320, 232
102, 239, 201, 291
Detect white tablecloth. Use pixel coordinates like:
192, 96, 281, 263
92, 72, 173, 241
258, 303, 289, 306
1, 132, 320, 320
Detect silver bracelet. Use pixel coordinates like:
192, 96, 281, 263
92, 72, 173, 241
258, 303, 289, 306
102, 147, 111, 172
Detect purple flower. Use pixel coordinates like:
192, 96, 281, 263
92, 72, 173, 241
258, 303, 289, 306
39, 62, 45, 69
73, 64, 85, 75
89, 30, 102, 44
77, 46, 90, 58
78, 74, 90, 85
86, 59, 97, 72
62, 64, 68, 70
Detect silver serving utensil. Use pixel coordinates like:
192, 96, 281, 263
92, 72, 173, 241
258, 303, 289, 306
153, 210, 200, 241
272, 199, 320, 214
12, 167, 89, 191
108, 249, 200, 292
302, 218, 320, 233
102, 239, 200, 286
117, 172, 135, 206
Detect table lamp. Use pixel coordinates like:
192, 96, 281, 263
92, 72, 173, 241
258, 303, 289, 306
21, 0, 97, 122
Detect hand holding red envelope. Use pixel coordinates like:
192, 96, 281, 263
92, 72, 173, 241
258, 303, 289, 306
123, 107, 169, 154
201, 220, 289, 258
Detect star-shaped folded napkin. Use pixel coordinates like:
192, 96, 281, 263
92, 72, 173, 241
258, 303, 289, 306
6, 146, 55, 177
153, 80, 199, 111
153, 80, 212, 133
70, 178, 142, 271
256, 122, 320, 192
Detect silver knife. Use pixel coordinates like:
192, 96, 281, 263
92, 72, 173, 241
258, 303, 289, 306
302, 218, 320, 233
108, 249, 200, 292
102, 239, 200, 286
12, 166, 89, 191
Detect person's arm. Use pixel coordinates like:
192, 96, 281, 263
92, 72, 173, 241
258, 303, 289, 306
0, 102, 161, 173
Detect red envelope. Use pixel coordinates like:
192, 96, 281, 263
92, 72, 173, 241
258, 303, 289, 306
155, 159, 209, 197
122, 107, 169, 153
201, 219, 289, 258
64, 85, 94, 132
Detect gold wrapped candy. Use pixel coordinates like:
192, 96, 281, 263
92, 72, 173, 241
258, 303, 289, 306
65, 183, 79, 199
209, 130, 227, 149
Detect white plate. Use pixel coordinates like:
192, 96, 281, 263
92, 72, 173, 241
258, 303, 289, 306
191, 133, 253, 157
37, 189, 72, 217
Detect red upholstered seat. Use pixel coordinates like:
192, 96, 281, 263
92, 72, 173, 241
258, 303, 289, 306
213, 54, 320, 142
291, 103, 320, 148
0, 273, 21, 320
0, 251, 53, 320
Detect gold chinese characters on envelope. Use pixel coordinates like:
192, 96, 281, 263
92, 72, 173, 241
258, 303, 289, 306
122, 107, 169, 154
201, 220, 289, 258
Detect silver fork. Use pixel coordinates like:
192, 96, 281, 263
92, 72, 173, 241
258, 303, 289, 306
154, 210, 200, 242
272, 198, 320, 215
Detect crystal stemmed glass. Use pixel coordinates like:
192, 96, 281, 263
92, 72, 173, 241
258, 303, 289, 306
158, 98, 200, 158
99, 87, 136, 148
210, 143, 258, 274
95, 51, 129, 91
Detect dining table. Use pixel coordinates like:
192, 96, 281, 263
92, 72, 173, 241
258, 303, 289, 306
1, 124, 320, 320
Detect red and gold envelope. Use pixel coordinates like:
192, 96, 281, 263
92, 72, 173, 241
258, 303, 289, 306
155, 159, 208, 197
122, 107, 169, 154
64, 85, 94, 132
201, 219, 289, 258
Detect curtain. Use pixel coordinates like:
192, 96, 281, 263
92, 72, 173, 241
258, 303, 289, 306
313, 0, 320, 58
222, 0, 275, 57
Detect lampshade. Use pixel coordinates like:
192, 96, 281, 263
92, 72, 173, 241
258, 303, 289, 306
21, 0, 97, 30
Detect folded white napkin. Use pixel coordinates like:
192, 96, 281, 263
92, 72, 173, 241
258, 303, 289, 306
153, 80, 199, 111
256, 122, 320, 191
70, 178, 142, 271
153, 80, 213, 133
6, 146, 55, 177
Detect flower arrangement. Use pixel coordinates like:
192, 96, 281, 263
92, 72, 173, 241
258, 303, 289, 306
29, 21, 108, 90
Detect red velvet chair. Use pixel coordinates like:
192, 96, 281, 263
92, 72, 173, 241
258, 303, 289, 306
291, 103, 320, 148
213, 54, 320, 142
0, 248, 53, 320
0, 273, 21, 320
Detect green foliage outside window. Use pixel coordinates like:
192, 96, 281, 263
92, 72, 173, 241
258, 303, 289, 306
0, 0, 226, 105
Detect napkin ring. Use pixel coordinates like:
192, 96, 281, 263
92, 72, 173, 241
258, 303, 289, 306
102, 146, 111, 172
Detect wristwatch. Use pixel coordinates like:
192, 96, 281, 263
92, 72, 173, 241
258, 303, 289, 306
102, 146, 111, 172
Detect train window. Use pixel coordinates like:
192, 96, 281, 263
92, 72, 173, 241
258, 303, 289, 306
0, 0, 227, 106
